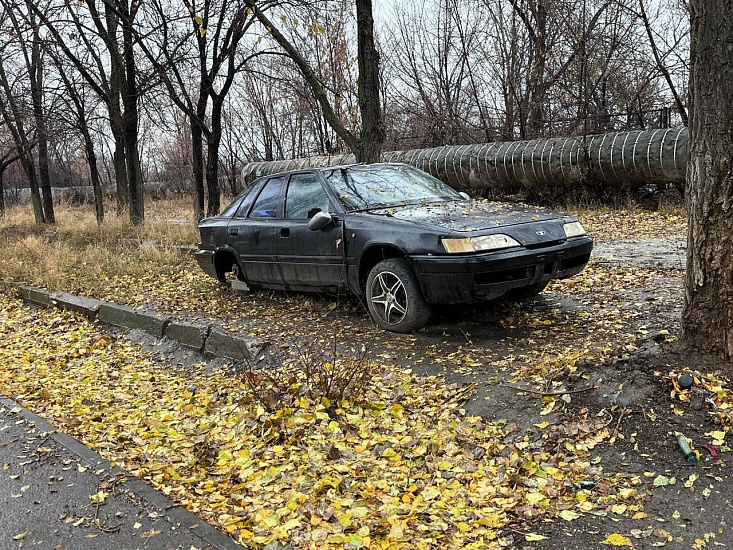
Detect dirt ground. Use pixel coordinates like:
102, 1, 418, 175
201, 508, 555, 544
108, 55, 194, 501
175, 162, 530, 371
122, 231, 733, 549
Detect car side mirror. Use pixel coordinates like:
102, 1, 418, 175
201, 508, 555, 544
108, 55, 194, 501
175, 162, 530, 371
458, 192, 470, 200
307, 211, 333, 231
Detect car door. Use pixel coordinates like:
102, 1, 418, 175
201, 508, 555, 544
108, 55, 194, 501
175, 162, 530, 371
226, 176, 284, 285
275, 172, 346, 291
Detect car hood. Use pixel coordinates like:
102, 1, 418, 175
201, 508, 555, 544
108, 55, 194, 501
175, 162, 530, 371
364, 200, 565, 233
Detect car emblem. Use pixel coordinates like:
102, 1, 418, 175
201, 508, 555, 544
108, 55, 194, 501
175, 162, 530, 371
536, 230, 546, 236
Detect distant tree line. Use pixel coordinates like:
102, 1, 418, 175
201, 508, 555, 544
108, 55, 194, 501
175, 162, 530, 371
0, 0, 689, 224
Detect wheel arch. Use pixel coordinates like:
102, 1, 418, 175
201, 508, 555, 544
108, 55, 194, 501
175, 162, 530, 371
357, 244, 406, 292
213, 248, 242, 282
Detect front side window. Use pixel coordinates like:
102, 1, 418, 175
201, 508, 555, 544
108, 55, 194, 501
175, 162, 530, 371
249, 177, 285, 218
285, 173, 333, 219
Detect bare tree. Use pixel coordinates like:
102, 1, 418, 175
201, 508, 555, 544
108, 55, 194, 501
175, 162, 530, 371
634, 0, 689, 124
48, 51, 105, 224
133, 0, 259, 219
245, 0, 384, 162
30, 0, 146, 224
0, 0, 56, 223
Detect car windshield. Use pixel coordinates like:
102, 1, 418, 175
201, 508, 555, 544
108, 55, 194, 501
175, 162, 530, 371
324, 165, 463, 211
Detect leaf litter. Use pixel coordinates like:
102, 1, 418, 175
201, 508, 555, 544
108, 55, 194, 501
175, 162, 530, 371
3, 205, 733, 548
1, 292, 647, 548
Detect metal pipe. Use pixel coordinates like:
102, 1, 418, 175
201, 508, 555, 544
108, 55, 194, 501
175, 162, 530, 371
242, 127, 688, 194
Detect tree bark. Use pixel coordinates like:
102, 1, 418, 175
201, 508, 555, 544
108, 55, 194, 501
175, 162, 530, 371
681, 0, 733, 357
354, 0, 384, 162
30, 25, 55, 223
121, 0, 144, 225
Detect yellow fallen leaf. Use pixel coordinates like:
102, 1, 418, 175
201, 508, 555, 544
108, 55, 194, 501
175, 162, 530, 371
12, 532, 27, 541
706, 430, 727, 445
601, 533, 633, 546
525, 533, 547, 541
90, 490, 109, 504
540, 399, 556, 416
684, 474, 698, 488
559, 509, 580, 521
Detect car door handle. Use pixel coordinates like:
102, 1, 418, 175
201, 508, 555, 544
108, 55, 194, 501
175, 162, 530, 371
229, 228, 238, 236
280, 228, 290, 238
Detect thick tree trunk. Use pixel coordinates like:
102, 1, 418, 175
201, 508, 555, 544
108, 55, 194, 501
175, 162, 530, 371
122, 1, 144, 225
206, 102, 224, 218
681, 0, 733, 357
31, 28, 55, 224
191, 120, 206, 222
354, 0, 384, 163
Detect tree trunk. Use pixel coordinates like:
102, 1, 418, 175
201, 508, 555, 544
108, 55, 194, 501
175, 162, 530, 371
191, 119, 206, 222
31, 26, 55, 223
527, 0, 547, 138
354, 0, 384, 163
121, 0, 144, 225
206, 101, 224, 217
681, 0, 733, 357
84, 132, 105, 224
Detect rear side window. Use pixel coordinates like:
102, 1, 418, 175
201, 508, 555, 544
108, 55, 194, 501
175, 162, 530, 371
285, 173, 333, 219
233, 179, 266, 218
249, 177, 285, 218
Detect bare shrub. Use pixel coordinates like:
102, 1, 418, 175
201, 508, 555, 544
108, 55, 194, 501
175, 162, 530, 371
239, 337, 374, 413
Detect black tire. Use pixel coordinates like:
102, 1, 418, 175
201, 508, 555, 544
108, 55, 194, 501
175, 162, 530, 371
366, 258, 432, 332
512, 281, 549, 299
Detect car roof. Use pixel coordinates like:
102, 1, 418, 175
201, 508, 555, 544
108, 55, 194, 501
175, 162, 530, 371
260, 162, 412, 180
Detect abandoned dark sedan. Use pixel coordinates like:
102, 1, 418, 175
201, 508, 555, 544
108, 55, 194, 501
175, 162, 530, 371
195, 163, 593, 332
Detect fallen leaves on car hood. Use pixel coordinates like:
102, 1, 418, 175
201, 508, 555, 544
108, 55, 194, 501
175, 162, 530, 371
364, 200, 562, 233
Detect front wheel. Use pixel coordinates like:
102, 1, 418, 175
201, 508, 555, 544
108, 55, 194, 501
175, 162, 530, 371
366, 258, 432, 333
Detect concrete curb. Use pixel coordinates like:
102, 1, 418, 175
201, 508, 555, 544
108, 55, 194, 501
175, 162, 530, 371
0, 393, 240, 550
10, 283, 263, 360
50, 291, 103, 318
99, 302, 171, 338
166, 320, 211, 351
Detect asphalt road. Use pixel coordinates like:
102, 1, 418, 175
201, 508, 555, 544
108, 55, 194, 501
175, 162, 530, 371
0, 398, 238, 550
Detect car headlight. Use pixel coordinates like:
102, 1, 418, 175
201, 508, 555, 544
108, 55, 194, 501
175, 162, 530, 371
441, 234, 521, 253
563, 221, 587, 238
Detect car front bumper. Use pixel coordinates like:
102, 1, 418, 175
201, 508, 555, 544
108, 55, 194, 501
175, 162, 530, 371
408, 236, 593, 304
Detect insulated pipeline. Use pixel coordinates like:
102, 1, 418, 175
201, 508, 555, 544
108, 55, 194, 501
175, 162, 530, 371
242, 127, 688, 193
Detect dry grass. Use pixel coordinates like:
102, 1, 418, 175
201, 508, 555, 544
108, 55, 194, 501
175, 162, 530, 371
0, 195, 688, 297
0, 198, 200, 294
